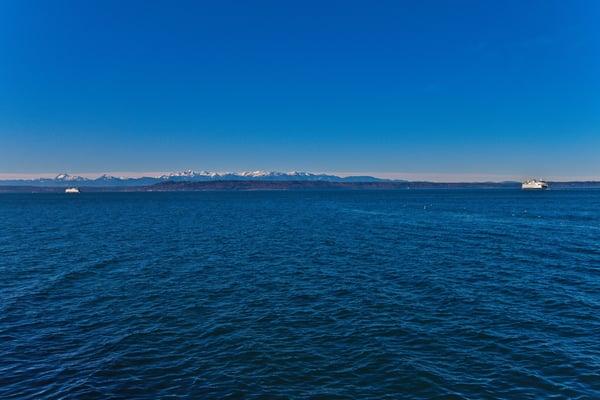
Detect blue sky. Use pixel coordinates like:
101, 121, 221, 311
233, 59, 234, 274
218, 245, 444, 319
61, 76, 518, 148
1, 0, 599, 180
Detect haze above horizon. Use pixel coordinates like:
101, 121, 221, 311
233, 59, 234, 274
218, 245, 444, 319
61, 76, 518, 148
1, 1, 599, 180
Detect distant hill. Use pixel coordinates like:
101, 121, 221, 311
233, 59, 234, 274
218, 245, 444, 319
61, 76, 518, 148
143, 181, 599, 191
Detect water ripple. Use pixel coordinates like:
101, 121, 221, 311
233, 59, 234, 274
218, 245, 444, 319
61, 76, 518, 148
0, 191, 599, 399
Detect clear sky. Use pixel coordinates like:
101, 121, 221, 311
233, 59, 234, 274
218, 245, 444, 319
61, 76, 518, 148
1, 0, 599, 180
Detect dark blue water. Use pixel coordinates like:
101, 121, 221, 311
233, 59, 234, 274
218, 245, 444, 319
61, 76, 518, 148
1, 191, 599, 399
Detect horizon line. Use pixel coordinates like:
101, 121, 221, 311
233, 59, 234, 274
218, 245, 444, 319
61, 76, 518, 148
0, 171, 599, 183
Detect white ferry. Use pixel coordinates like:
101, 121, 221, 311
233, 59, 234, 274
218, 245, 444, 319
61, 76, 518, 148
65, 187, 80, 194
521, 179, 548, 190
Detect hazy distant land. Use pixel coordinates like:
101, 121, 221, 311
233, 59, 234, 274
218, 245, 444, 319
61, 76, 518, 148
1, 175, 599, 193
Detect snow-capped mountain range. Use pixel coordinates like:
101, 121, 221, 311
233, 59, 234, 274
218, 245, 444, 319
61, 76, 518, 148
0, 170, 394, 187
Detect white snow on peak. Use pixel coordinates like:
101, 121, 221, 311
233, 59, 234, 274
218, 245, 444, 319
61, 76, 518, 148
54, 173, 87, 181
158, 170, 323, 179
196, 170, 219, 177
161, 170, 193, 178
175, 169, 195, 177
97, 174, 120, 180
237, 170, 314, 177
288, 171, 313, 177
240, 170, 270, 177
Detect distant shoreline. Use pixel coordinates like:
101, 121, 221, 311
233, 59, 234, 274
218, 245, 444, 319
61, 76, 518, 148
1, 180, 600, 193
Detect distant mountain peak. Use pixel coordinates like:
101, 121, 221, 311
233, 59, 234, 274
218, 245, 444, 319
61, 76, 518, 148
0, 170, 393, 187
54, 173, 87, 181
97, 174, 123, 180
160, 169, 212, 179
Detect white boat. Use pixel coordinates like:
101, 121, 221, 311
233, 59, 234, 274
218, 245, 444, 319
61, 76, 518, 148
521, 179, 548, 190
65, 187, 80, 194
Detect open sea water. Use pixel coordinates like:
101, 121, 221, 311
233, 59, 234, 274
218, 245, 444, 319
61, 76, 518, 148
1, 190, 599, 399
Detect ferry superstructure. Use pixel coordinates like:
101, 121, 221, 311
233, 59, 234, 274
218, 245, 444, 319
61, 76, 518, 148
521, 179, 548, 190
